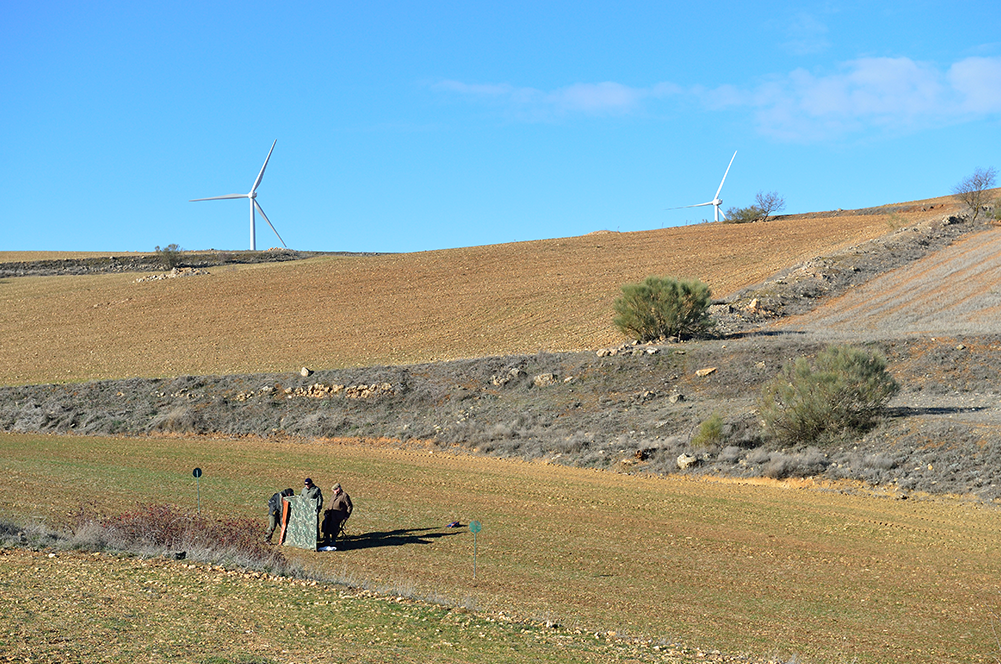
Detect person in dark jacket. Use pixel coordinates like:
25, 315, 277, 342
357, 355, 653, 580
266, 488, 294, 543
321, 482, 353, 549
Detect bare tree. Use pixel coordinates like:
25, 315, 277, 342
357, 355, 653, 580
953, 166, 997, 221
754, 191, 786, 222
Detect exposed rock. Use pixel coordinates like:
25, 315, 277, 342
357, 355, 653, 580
695, 367, 717, 377
677, 453, 698, 470
490, 368, 526, 386
280, 382, 394, 399
533, 373, 558, 387
301, 367, 313, 377
133, 267, 209, 283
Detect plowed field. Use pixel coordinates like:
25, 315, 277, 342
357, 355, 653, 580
0, 197, 959, 386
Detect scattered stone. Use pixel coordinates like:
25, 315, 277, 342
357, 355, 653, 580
280, 382, 394, 399
300, 367, 313, 377
134, 267, 209, 283
490, 368, 526, 386
533, 373, 558, 387
695, 367, 717, 377
668, 392, 685, 404
677, 453, 698, 470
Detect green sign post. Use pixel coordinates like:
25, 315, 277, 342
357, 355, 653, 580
469, 520, 482, 580
192, 468, 202, 513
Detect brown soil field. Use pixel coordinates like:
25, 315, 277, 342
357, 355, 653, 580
770, 225, 1001, 338
3, 432, 999, 663
0, 196, 960, 386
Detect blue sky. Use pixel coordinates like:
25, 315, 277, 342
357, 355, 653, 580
3, 2, 1000, 253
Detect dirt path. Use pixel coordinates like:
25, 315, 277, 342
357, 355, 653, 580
769, 226, 1001, 339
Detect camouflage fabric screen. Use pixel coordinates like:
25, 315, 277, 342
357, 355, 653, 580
283, 495, 318, 550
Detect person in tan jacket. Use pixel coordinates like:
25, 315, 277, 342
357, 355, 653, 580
321, 482, 353, 549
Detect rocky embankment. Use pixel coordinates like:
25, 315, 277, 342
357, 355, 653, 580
0, 249, 386, 278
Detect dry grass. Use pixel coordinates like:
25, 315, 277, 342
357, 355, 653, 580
0, 196, 960, 386
3, 431, 999, 663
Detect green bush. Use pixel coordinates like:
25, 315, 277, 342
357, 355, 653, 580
724, 205, 763, 224
759, 345, 899, 445
155, 243, 183, 270
691, 412, 724, 449
613, 276, 712, 341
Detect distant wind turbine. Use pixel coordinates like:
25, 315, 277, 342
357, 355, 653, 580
667, 151, 737, 222
189, 140, 287, 251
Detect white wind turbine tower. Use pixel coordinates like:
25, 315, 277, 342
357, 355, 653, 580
189, 140, 287, 251
668, 151, 737, 222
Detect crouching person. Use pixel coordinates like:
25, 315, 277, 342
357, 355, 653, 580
321, 482, 353, 549
266, 488, 294, 543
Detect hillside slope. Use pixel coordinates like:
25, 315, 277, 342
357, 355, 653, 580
0, 196, 959, 385
771, 225, 1001, 338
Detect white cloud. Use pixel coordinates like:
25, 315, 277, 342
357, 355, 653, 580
706, 56, 1001, 141
948, 56, 1001, 114
433, 55, 1001, 141
433, 79, 681, 117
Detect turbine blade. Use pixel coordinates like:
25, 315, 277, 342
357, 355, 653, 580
665, 202, 713, 211
714, 150, 737, 199
254, 200, 287, 248
718, 204, 728, 221
190, 194, 249, 202
251, 139, 277, 193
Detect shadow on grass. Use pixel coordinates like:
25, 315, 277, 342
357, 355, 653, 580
727, 328, 809, 339
888, 405, 990, 417
337, 526, 461, 551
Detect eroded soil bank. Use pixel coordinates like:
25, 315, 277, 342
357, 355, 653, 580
4, 332, 1001, 501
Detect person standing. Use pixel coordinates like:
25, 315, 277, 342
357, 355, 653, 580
266, 488, 294, 543
321, 482, 353, 549
301, 477, 323, 538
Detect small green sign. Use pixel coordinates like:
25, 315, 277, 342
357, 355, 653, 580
469, 521, 482, 580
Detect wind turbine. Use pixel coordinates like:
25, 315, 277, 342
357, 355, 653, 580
667, 151, 737, 222
190, 140, 287, 251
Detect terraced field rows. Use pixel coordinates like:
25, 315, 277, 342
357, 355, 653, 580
0, 199, 958, 386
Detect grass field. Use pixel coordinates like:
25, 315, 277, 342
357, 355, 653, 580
2, 548, 698, 664
3, 431, 999, 663
0, 197, 960, 387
